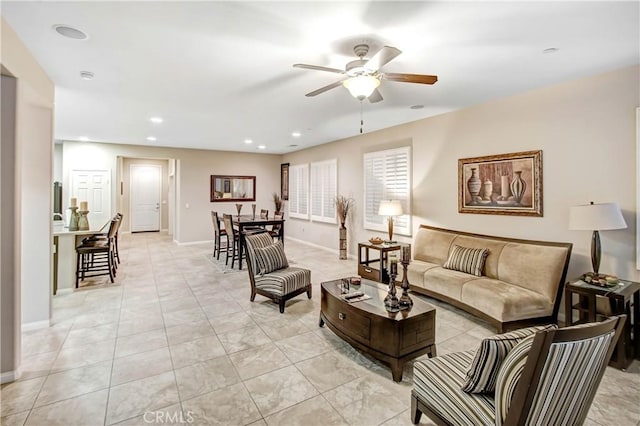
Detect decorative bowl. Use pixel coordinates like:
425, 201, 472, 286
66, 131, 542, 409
369, 237, 384, 245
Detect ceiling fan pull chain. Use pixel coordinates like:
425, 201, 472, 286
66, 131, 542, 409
360, 101, 364, 134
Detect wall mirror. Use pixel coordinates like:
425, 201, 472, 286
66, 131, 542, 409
210, 175, 256, 202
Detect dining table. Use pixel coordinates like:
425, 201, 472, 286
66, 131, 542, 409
232, 214, 285, 270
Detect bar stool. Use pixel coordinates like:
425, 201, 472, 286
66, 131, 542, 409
75, 218, 118, 287
211, 211, 228, 260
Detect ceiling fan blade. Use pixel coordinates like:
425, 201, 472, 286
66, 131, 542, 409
383, 73, 438, 84
365, 46, 402, 71
368, 88, 383, 103
305, 80, 346, 97
293, 64, 345, 74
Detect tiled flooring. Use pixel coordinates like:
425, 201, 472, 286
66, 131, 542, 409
1, 232, 639, 426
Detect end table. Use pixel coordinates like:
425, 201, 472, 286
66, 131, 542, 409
358, 242, 409, 283
565, 278, 639, 370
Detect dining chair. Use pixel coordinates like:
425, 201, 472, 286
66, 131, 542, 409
269, 213, 284, 242
211, 211, 228, 260
260, 209, 268, 219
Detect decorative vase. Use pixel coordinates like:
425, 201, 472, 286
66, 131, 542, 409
235, 203, 242, 217
510, 171, 526, 205
339, 228, 347, 260
466, 168, 481, 203
251, 204, 256, 220
482, 179, 493, 201
78, 210, 90, 231
68, 206, 79, 231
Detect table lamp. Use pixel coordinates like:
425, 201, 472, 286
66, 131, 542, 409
378, 200, 403, 243
569, 201, 626, 278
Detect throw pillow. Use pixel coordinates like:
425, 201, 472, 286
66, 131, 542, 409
254, 241, 289, 275
494, 334, 537, 425
461, 324, 557, 394
443, 245, 490, 276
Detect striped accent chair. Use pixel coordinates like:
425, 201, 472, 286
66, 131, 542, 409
243, 230, 312, 313
411, 315, 626, 426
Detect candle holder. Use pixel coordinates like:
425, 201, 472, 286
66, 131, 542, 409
399, 258, 413, 308
384, 272, 400, 312
235, 203, 243, 218
78, 210, 90, 231
68, 206, 79, 231
251, 204, 256, 220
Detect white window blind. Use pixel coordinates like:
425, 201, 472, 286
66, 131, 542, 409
310, 159, 337, 223
288, 163, 309, 219
363, 147, 411, 236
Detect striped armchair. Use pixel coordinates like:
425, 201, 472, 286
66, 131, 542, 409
411, 315, 626, 425
243, 230, 312, 313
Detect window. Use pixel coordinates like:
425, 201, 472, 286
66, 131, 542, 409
288, 163, 309, 219
310, 159, 337, 223
363, 146, 411, 236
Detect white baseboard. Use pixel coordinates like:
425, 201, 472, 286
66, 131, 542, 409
0, 369, 21, 384
286, 236, 355, 260
21, 319, 51, 332
55, 288, 74, 296
175, 239, 213, 246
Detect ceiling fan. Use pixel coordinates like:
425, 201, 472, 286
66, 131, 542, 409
293, 44, 438, 103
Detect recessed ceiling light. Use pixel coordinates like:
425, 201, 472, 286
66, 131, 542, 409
80, 71, 94, 80
410, 104, 424, 110
150, 117, 163, 123
78, 136, 89, 142
146, 136, 157, 142
543, 47, 559, 54
244, 139, 253, 144
53, 24, 88, 40
257, 145, 266, 150
291, 132, 301, 138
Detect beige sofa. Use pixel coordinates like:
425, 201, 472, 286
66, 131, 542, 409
407, 225, 572, 332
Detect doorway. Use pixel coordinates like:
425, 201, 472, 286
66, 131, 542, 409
130, 164, 162, 232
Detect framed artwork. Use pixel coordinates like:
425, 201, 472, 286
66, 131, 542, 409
281, 163, 290, 200
458, 150, 543, 216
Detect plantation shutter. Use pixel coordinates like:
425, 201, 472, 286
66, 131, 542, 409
310, 159, 337, 223
288, 163, 309, 219
363, 147, 411, 235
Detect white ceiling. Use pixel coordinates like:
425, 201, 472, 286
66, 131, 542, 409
2, 1, 639, 154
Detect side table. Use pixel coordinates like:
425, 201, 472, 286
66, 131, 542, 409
358, 242, 406, 283
565, 278, 639, 370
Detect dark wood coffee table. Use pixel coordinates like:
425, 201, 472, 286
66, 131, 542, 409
320, 278, 436, 381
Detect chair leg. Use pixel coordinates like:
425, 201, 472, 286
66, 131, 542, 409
410, 394, 422, 425
250, 289, 256, 302
279, 299, 285, 313
307, 287, 312, 299
75, 251, 81, 288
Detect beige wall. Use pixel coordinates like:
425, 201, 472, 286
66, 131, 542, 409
61, 141, 282, 243
284, 65, 640, 283
1, 18, 55, 381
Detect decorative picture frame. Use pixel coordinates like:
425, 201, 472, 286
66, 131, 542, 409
281, 163, 290, 200
458, 150, 543, 216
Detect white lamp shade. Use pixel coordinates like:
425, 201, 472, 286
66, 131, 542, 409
342, 75, 380, 100
569, 202, 627, 231
378, 200, 403, 216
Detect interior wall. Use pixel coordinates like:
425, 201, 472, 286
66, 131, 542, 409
121, 158, 169, 231
62, 142, 282, 243
283, 65, 640, 282
1, 17, 55, 381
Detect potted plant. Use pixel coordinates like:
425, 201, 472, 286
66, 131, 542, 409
273, 192, 284, 215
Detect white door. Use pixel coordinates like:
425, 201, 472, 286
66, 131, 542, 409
71, 170, 111, 229
130, 164, 161, 232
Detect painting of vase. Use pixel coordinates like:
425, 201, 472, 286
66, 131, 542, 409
458, 150, 542, 216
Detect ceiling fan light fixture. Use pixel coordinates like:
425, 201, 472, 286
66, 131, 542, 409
343, 75, 380, 100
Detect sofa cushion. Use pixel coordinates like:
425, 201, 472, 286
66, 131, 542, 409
443, 245, 490, 277
254, 267, 310, 296
406, 260, 440, 288
254, 241, 289, 274
424, 267, 481, 301
498, 243, 569, 303
462, 324, 557, 394
461, 278, 553, 322
413, 350, 495, 426
413, 228, 457, 264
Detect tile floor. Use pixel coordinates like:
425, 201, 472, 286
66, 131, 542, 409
1, 232, 639, 426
